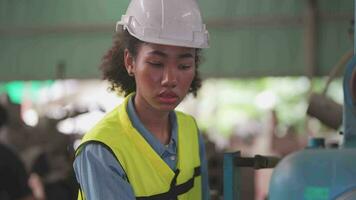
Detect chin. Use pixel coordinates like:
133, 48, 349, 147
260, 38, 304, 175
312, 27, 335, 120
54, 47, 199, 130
157, 103, 178, 112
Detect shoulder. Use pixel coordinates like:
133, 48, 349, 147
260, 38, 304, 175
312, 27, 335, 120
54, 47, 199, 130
87, 106, 121, 135
79, 106, 124, 148
73, 143, 132, 198
75, 143, 116, 163
74, 143, 125, 176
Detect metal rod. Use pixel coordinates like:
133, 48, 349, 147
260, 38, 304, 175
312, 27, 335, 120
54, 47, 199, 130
234, 155, 280, 169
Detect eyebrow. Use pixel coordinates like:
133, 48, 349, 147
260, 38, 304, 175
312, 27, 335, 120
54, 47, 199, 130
178, 53, 194, 59
148, 50, 194, 59
148, 50, 167, 57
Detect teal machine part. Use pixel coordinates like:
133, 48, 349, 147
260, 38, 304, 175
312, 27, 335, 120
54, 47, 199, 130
223, 152, 241, 200
223, 152, 280, 200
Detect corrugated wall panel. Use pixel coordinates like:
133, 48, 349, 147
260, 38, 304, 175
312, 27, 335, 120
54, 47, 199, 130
0, 0, 353, 80
0, 32, 113, 80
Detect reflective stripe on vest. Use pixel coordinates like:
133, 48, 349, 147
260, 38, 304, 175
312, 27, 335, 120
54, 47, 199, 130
76, 94, 202, 200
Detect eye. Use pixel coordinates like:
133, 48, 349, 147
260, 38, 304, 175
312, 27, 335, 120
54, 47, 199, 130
178, 64, 192, 70
147, 61, 163, 67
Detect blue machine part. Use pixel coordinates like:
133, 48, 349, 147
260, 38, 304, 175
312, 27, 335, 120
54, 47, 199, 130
343, 55, 356, 148
223, 152, 241, 200
269, 148, 356, 200
268, 55, 356, 200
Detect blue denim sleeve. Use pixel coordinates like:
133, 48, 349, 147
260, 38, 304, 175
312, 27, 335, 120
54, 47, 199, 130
199, 133, 211, 200
73, 143, 136, 200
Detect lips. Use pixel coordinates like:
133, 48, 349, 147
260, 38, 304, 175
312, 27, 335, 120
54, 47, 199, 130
158, 91, 179, 104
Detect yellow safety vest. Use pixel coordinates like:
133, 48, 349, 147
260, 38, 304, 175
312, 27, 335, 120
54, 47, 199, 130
76, 94, 202, 200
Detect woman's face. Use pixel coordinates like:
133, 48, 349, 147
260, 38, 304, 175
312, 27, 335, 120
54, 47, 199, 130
125, 43, 196, 112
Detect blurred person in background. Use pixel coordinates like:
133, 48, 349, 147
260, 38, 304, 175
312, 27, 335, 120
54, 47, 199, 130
0, 104, 35, 200
73, 0, 210, 199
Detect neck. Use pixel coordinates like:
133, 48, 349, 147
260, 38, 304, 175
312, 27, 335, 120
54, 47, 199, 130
134, 96, 171, 145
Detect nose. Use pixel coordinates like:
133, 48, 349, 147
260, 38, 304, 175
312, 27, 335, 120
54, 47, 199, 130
161, 66, 178, 88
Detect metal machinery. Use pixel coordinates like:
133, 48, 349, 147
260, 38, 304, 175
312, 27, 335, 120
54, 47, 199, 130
268, 47, 356, 200
223, 44, 356, 200
223, 152, 280, 199
268, 7, 356, 199
224, 3, 356, 200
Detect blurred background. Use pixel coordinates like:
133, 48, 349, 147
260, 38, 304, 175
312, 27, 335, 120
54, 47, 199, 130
0, 0, 353, 199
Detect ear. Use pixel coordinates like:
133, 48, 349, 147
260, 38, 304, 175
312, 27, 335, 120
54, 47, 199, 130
124, 49, 135, 76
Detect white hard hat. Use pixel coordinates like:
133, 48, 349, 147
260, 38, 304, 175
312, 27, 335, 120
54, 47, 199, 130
116, 0, 209, 48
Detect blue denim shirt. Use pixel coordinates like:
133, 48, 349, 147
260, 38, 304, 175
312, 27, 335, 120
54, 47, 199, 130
74, 96, 210, 199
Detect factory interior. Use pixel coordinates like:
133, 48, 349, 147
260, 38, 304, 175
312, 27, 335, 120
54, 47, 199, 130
0, 0, 355, 200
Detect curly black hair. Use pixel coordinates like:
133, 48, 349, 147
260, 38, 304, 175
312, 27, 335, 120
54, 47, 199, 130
100, 29, 202, 97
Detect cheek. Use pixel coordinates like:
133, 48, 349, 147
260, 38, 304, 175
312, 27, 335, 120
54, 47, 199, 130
136, 67, 161, 87
145, 69, 162, 84
181, 70, 195, 88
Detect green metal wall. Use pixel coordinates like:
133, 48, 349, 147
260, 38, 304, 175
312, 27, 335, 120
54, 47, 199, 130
0, 0, 128, 80
0, 0, 353, 81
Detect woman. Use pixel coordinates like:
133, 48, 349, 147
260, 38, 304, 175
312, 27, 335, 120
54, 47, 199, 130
74, 0, 210, 199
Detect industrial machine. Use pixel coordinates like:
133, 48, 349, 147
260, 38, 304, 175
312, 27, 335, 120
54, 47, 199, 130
224, 9, 356, 200
224, 47, 356, 200
268, 51, 356, 200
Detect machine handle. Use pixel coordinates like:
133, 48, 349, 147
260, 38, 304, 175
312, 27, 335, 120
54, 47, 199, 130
234, 155, 280, 169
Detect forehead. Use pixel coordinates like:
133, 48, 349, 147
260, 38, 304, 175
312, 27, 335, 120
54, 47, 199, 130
137, 43, 196, 58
